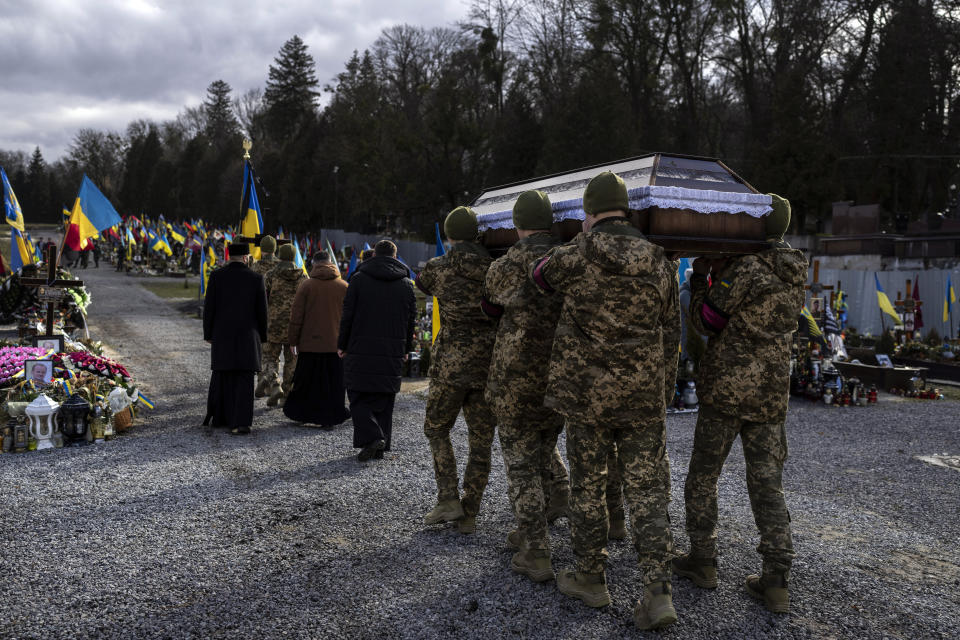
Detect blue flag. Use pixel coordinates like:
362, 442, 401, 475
1, 166, 25, 231
434, 222, 445, 257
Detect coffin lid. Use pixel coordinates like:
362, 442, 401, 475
472, 153, 772, 231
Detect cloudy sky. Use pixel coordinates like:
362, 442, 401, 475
0, 0, 468, 161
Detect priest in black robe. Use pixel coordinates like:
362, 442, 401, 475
203, 243, 268, 435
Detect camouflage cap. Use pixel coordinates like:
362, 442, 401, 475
444, 206, 479, 241
766, 194, 791, 241
259, 235, 277, 253
583, 171, 629, 215
513, 190, 553, 230
277, 243, 296, 261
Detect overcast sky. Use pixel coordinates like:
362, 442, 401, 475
0, 0, 468, 161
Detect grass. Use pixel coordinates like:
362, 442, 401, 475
141, 279, 200, 299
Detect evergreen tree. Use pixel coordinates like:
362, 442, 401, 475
263, 36, 320, 139
24, 147, 51, 220
203, 79, 240, 145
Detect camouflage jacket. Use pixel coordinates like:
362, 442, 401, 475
481, 232, 564, 420
251, 254, 279, 277
530, 218, 680, 426
264, 263, 308, 343
688, 247, 806, 423
416, 241, 497, 388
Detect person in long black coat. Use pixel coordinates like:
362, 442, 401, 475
338, 240, 417, 460
202, 243, 268, 434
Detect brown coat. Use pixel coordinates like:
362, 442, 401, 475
287, 262, 348, 353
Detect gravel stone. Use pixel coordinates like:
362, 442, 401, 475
0, 267, 957, 639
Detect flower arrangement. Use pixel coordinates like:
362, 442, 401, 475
0, 346, 54, 386
66, 352, 132, 381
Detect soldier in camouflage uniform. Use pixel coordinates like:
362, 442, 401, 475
252, 235, 280, 397
263, 243, 308, 407
530, 171, 680, 630
415, 206, 498, 535
479, 190, 568, 582
675, 194, 805, 615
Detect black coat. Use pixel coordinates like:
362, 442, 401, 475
203, 261, 268, 371
338, 256, 416, 393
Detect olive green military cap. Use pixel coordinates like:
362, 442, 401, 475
583, 171, 629, 216
513, 190, 553, 230
277, 243, 296, 262
259, 235, 277, 253
765, 194, 791, 241
444, 206, 479, 241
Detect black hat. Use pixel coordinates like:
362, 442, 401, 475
228, 242, 250, 256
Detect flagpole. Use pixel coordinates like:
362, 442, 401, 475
240, 139, 252, 231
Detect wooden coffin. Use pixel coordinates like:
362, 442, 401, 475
475, 153, 771, 256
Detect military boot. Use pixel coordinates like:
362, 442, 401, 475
544, 486, 569, 523
672, 553, 718, 589
608, 518, 628, 540
511, 549, 555, 583
556, 570, 611, 608
457, 516, 476, 534
745, 571, 790, 614
266, 388, 284, 407
424, 499, 464, 525
254, 378, 269, 398
506, 529, 523, 550
633, 581, 678, 630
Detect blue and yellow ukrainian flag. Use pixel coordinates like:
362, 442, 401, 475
432, 222, 445, 344
66, 175, 123, 250
138, 392, 156, 409
800, 305, 823, 338
874, 274, 901, 325
10, 228, 35, 271
1, 166, 25, 231
292, 235, 308, 275
240, 160, 263, 260
945, 276, 956, 324
200, 245, 217, 297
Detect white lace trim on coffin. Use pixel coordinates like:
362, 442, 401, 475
477, 186, 772, 230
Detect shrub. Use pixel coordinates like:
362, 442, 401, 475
877, 330, 897, 355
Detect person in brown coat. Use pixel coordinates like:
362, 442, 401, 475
282, 251, 351, 428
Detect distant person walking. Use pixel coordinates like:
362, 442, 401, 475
338, 240, 416, 462
202, 243, 268, 435
283, 251, 350, 428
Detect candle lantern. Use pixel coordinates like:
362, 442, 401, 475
90, 406, 105, 443
59, 394, 91, 447
681, 381, 698, 409
2, 425, 12, 452
13, 419, 29, 453
26, 394, 61, 451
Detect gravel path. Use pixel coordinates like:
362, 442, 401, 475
1, 266, 958, 639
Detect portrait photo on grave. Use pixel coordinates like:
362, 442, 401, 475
33, 335, 64, 354
25, 360, 53, 386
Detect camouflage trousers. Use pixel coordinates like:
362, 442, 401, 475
684, 405, 794, 574
498, 412, 565, 552
424, 380, 497, 518
259, 343, 296, 395
566, 420, 674, 583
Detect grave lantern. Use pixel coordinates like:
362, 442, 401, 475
26, 394, 61, 451
59, 394, 90, 447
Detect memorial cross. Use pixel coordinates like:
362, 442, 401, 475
804, 260, 834, 298
20, 245, 84, 336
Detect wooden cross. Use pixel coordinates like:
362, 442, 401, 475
804, 259, 835, 298
20, 245, 84, 336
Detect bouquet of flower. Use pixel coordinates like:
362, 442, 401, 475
66, 352, 132, 381
0, 346, 54, 386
